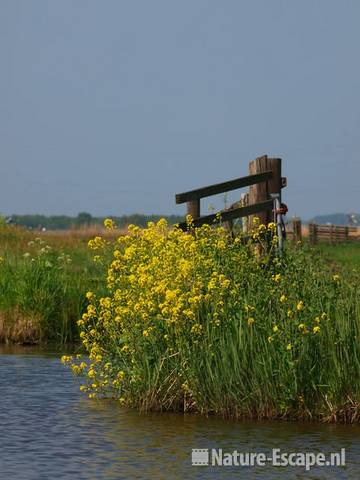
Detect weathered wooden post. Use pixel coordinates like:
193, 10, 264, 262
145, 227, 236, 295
248, 155, 282, 227
248, 155, 270, 227
292, 217, 302, 243
186, 199, 200, 222
267, 157, 282, 204
309, 223, 317, 245
330, 225, 334, 244
241, 192, 249, 233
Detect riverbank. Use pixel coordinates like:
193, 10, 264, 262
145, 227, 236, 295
0, 226, 109, 343
2, 222, 360, 422
1, 224, 359, 345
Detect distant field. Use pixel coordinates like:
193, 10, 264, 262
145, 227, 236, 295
316, 242, 360, 271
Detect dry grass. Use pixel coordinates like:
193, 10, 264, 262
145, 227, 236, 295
0, 309, 42, 344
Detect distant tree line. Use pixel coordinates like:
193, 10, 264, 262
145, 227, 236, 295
309, 213, 359, 226
7, 212, 185, 230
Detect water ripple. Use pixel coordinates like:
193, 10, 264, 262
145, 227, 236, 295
0, 350, 359, 479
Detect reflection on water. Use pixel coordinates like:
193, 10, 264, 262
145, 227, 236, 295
0, 346, 359, 479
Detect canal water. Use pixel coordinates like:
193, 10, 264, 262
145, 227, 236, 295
0, 346, 359, 479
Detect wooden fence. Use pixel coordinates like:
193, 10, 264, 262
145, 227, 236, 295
308, 224, 358, 244
285, 219, 359, 244
175, 155, 286, 230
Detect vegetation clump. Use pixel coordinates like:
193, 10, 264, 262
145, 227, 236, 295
0, 229, 104, 343
63, 218, 360, 422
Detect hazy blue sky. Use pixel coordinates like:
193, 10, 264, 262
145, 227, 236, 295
1, 0, 359, 219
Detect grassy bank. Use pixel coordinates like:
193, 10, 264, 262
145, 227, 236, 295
62, 219, 360, 423
316, 242, 360, 272
2, 222, 360, 422
0, 226, 107, 343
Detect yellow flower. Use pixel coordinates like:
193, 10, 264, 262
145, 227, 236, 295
247, 317, 255, 326
86, 291, 94, 300
186, 214, 194, 225
296, 301, 304, 311
143, 329, 150, 337
313, 326, 321, 334
88, 236, 105, 250
104, 218, 115, 229
191, 324, 203, 335
298, 323, 306, 331
332, 274, 340, 283
280, 294, 286, 303
272, 274, 281, 283
244, 304, 255, 313
60, 355, 72, 364
287, 310, 293, 318
267, 336, 273, 343
271, 235, 279, 246
272, 325, 279, 333
100, 297, 111, 309
286, 343, 292, 351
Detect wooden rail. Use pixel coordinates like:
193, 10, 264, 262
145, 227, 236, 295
175, 155, 285, 230
177, 200, 273, 231
176, 171, 273, 204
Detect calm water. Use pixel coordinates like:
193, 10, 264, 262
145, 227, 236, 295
0, 346, 359, 479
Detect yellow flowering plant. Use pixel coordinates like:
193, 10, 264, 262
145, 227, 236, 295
64, 218, 360, 421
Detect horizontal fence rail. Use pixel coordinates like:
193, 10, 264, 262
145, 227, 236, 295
176, 171, 273, 204
175, 155, 284, 235
177, 199, 274, 231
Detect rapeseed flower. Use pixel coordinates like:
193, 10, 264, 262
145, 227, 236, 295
296, 301, 304, 311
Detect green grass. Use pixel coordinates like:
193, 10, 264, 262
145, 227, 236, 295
0, 226, 107, 343
316, 242, 360, 272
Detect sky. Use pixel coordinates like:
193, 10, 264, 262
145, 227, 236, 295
1, 0, 359, 219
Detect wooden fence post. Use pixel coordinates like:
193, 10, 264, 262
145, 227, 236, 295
248, 156, 281, 228
241, 193, 249, 233
292, 217, 302, 243
330, 225, 334, 244
248, 155, 269, 227
186, 200, 200, 221
309, 223, 317, 244
267, 157, 282, 203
